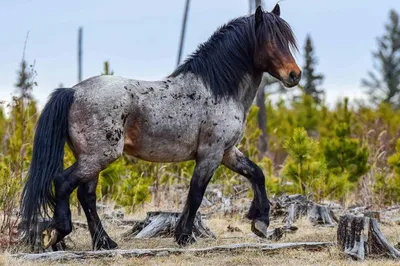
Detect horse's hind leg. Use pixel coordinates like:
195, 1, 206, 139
221, 147, 270, 237
49, 163, 80, 249
50, 151, 122, 249
78, 179, 118, 250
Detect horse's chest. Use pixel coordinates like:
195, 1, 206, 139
208, 111, 245, 151
222, 123, 245, 150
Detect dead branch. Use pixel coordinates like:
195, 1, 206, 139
11, 241, 333, 261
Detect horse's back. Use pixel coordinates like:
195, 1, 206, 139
68, 75, 204, 163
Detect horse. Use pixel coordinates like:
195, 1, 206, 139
20, 4, 301, 250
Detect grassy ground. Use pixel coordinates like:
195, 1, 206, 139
2, 205, 400, 266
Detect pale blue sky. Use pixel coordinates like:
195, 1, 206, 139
0, 0, 399, 106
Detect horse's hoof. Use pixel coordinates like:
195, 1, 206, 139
251, 220, 268, 238
175, 233, 196, 247
42, 228, 58, 249
51, 239, 67, 251
93, 236, 118, 250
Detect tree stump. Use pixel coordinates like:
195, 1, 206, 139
363, 211, 380, 222
337, 215, 400, 260
123, 212, 215, 239
272, 194, 312, 227
282, 202, 309, 231
309, 204, 337, 226
272, 195, 337, 229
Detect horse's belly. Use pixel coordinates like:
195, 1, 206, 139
123, 120, 198, 163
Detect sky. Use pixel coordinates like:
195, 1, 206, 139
0, 0, 399, 107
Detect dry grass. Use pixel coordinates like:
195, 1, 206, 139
2, 205, 400, 266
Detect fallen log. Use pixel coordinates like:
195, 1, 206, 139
122, 211, 215, 239
11, 241, 334, 261
337, 215, 400, 260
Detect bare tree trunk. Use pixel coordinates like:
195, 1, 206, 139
78, 27, 83, 83
251, 0, 268, 159
77, 27, 83, 216
176, 0, 190, 67
256, 87, 268, 158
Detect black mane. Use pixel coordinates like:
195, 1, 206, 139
169, 12, 297, 99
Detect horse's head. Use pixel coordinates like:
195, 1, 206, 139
253, 4, 301, 88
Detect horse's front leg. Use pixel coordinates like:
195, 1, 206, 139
222, 147, 270, 237
175, 152, 223, 246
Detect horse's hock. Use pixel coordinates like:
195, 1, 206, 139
122, 211, 216, 239
337, 214, 400, 260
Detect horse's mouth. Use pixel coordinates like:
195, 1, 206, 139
281, 80, 299, 88
269, 73, 299, 88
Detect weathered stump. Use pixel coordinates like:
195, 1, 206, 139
337, 215, 400, 260
271, 194, 312, 217
282, 203, 308, 231
309, 204, 337, 226
363, 211, 380, 222
123, 212, 215, 239
272, 195, 337, 229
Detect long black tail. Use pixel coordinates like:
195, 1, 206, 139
20, 88, 75, 242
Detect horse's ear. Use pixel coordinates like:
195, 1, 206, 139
255, 6, 264, 28
271, 4, 280, 16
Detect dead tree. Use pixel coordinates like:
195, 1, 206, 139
337, 215, 400, 260
123, 212, 215, 239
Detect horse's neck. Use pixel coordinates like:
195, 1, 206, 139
173, 72, 262, 115
237, 72, 263, 113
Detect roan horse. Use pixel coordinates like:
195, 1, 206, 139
20, 4, 300, 250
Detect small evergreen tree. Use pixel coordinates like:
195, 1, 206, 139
323, 99, 370, 183
283, 127, 321, 194
361, 9, 400, 107
292, 94, 320, 134
101, 61, 114, 75
15, 60, 34, 100
283, 127, 354, 202
301, 35, 324, 103
384, 139, 400, 203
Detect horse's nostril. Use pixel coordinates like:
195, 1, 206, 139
289, 71, 301, 82
289, 71, 297, 82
